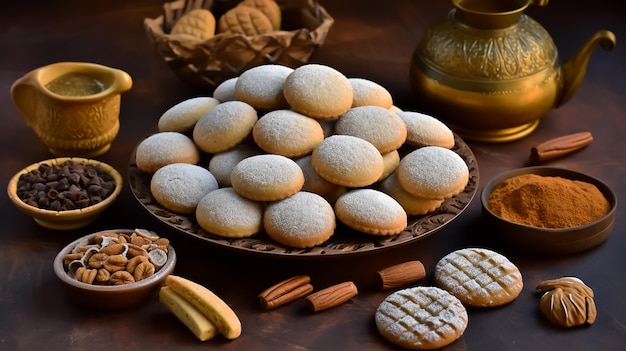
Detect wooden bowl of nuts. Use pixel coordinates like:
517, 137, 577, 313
53, 229, 176, 309
481, 166, 617, 255
7, 157, 122, 230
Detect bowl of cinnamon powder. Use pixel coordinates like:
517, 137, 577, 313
481, 167, 617, 255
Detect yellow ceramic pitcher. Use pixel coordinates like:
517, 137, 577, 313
11, 62, 133, 157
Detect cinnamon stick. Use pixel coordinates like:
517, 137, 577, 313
530, 132, 593, 162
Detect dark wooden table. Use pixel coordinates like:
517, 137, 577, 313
1, 1, 625, 350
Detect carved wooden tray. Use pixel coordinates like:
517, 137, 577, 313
128, 135, 478, 257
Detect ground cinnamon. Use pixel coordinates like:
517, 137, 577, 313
487, 174, 610, 228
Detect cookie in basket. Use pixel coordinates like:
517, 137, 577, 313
376, 286, 468, 350
218, 5, 273, 36
170, 8, 216, 40
240, 0, 281, 30
434, 248, 523, 307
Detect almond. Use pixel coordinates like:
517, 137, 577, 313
376, 260, 426, 290
258, 275, 313, 309
305, 281, 358, 312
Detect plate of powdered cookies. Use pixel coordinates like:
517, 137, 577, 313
128, 63, 478, 257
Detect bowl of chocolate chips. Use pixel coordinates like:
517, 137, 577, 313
7, 157, 122, 230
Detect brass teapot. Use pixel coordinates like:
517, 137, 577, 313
409, 0, 616, 142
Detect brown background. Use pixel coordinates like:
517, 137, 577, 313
1, 0, 625, 350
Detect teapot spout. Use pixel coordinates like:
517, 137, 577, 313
557, 30, 616, 107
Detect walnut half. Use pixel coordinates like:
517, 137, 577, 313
536, 277, 596, 328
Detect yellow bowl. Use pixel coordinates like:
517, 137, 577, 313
481, 167, 617, 255
7, 157, 122, 230
53, 229, 176, 309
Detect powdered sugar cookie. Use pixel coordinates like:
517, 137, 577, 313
151, 163, 219, 214
283, 64, 353, 119
378, 172, 444, 215
213, 77, 238, 102
208, 143, 263, 187
158, 97, 220, 133
295, 155, 340, 197
397, 146, 469, 200
376, 286, 468, 350
397, 111, 455, 149
317, 118, 337, 138
334, 188, 407, 236
349, 78, 393, 108
252, 109, 324, 157
192, 101, 258, 153
435, 248, 523, 307
230, 154, 304, 201
135, 132, 200, 173
235, 65, 293, 110
388, 105, 402, 113
311, 135, 384, 188
264, 191, 336, 248
378, 150, 400, 182
196, 187, 265, 238
335, 106, 407, 154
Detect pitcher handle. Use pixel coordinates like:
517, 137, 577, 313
10, 74, 39, 127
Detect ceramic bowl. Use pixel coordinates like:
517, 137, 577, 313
53, 229, 176, 309
7, 157, 122, 230
480, 167, 617, 255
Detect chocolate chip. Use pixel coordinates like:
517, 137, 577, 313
16, 160, 116, 211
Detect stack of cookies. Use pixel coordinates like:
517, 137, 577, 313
137, 62, 470, 249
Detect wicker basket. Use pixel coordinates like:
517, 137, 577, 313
144, 0, 334, 90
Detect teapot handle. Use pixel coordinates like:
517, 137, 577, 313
10, 74, 39, 128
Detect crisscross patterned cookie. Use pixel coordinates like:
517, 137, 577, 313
375, 286, 468, 350
434, 248, 523, 307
